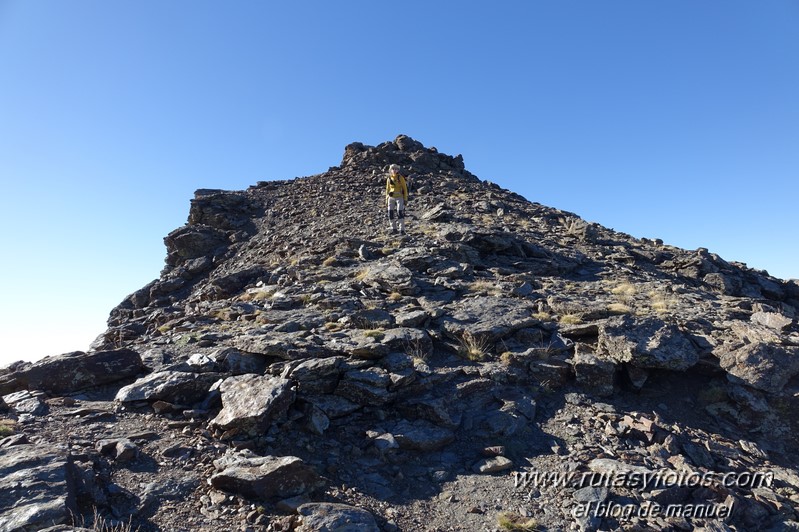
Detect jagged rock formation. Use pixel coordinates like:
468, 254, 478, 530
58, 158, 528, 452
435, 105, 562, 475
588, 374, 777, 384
1, 135, 798, 531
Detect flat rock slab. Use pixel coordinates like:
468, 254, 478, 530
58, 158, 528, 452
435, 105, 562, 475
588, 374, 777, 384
598, 316, 699, 371
473, 456, 513, 474
391, 419, 455, 451
210, 454, 321, 500
441, 297, 538, 343
0, 349, 143, 396
296, 502, 379, 532
211, 374, 295, 433
360, 261, 416, 295
0, 444, 75, 531
716, 342, 799, 392
115, 370, 219, 404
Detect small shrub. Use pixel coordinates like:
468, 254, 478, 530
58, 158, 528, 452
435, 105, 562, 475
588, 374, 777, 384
649, 291, 676, 315
363, 329, 385, 340
498, 512, 539, 531
241, 286, 278, 302
322, 256, 337, 267
607, 303, 631, 314
558, 313, 583, 325
404, 337, 432, 362
355, 268, 370, 282
468, 279, 502, 296
611, 281, 637, 301
74, 507, 138, 532
387, 291, 403, 302
458, 332, 490, 361
0, 419, 16, 438
532, 311, 552, 321
499, 351, 516, 366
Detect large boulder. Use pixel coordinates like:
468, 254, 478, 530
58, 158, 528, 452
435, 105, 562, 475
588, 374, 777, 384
0, 445, 75, 531
359, 261, 417, 295
0, 349, 143, 396
210, 454, 322, 500
296, 503, 379, 532
164, 224, 229, 267
211, 374, 295, 433
115, 370, 219, 404
441, 297, 538, 344
573, 344, 616, 397
597, 316, 699, 371
716, 342, 799, 393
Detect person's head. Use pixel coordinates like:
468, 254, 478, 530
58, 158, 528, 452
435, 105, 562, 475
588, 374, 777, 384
389, 164, 400, 175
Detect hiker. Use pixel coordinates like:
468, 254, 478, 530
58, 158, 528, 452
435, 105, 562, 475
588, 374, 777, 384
385, 164, 409, 234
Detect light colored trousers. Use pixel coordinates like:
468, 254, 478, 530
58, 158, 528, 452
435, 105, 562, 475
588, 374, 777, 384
387, 197, 405, 232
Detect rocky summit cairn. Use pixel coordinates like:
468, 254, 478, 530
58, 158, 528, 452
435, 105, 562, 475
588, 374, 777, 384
1, 135, 798, 531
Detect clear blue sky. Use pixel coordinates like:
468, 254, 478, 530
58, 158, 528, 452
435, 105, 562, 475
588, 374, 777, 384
1, 1, 797, 365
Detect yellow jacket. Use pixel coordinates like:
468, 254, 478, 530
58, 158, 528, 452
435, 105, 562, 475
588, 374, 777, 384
386, 173, 409, 202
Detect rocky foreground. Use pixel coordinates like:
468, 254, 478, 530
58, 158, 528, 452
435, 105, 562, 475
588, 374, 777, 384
1, 136, 798, 531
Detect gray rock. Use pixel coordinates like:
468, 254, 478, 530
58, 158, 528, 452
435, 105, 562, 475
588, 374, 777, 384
186, 352, 219, 372
0, 349, 143, 396
0, 445, 75, 531
751, 311, 793, 332
358, 244, 375, 261
717, 342, 799, 392
114, 439, 138, 463
397, 397, 461, 429
473, 456, 513, 474
395, 309, 429, 328
391, 419, 455, 451
421, 203, 453, 222
139, 477, 200, 509
2, 390, 48, 416
164, 224, 229, 266
573, 344, 616, 397
335, 368, 394, 406
210, 454, 322, 500
115, 370, 219, 404
304, 405, 330, 435
359, 261, 416, 294
233, 331, 330, 360
598, 316, 699, 371
588, 458, 653, 478
289, 356, 346, 395
327, 330, 393, 360
211, 374, 295, 433
511, 281, 535, 297
573, 486, 609, 504
296, 502, 379, 532
352, 308, 394, 329
303, 395, 361, 419
371, 432, 399, 452
381, 328, 432, 354
441, 297, 538, 343
212, 347, 269, 375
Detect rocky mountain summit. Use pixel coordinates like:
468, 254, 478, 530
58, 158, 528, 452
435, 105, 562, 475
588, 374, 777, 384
2, 135, 798, 532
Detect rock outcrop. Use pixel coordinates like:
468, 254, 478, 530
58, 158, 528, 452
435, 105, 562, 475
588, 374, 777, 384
1, 135, 798, 531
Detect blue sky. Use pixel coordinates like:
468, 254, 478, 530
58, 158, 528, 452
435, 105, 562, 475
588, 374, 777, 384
1, 1, 797, 365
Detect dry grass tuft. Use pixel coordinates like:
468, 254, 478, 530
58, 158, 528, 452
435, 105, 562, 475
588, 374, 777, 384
558, 313, 583, 325
498, 512, 539, 531
607, 302, 632, 314
458, 332, 490, 361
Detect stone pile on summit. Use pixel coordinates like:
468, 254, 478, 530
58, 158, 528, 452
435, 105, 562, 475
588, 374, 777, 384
1, 135, 797, 531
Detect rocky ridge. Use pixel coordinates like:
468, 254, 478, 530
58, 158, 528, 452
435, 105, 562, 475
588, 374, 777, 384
1, 135, 798, 531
